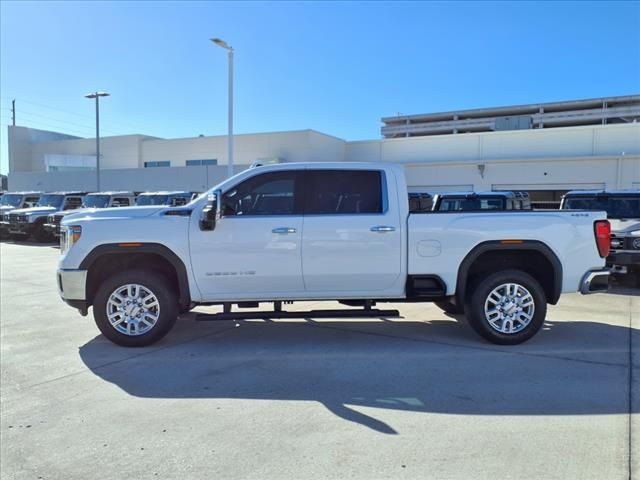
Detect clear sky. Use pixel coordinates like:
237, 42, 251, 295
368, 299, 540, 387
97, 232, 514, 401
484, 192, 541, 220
1, 0, 639, 174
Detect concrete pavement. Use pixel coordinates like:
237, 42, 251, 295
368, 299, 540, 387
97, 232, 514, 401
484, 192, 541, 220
0, 241, 638, 479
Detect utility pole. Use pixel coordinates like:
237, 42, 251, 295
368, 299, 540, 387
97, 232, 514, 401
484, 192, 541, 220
211, 38, 235, 178
11, 99, 15, 126
84, 92, 110, 192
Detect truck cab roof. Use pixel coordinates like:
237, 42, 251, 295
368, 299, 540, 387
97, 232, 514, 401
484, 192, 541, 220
87, 191, 136, 196
563, 189, 640, 197
436, 191, 530, 199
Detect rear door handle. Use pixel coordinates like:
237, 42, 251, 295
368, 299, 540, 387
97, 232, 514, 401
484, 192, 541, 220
272, 227, 297, 234
370, 226, 396, 233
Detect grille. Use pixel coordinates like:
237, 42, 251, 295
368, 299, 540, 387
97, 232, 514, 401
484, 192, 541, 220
611, 234, 640, 251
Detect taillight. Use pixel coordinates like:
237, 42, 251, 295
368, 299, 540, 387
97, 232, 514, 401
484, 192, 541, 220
594, 220, 610, 258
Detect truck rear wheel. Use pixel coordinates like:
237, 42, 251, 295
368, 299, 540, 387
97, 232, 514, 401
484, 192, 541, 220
93, 269, 178, 347
466, 270, 546, 345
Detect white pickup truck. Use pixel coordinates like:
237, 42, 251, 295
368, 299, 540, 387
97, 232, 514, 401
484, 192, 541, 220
57, 163, 611, 347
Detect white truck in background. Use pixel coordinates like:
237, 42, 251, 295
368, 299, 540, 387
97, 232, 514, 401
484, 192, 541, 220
57, 163, 611, 347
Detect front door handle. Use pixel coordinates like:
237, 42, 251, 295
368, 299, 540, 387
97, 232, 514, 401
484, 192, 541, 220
370, 226, 396, 233
272, 227, 297, 234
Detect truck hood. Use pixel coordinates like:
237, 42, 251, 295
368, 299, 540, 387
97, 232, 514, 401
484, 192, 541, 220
0, 205, 18, 213
53, 208, 90, 218
62, 206, 167, 223
611, 220, 640, 234
609, 218, 640, 232
9, 206, 56, 216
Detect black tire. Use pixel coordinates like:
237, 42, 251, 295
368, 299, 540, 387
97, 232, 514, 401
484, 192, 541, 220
435, 300, 464, 315
93, 269, 179, 347
465, 269, 547, 345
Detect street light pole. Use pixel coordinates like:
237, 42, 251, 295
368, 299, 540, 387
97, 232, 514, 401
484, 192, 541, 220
211, 38, 234, 179
84, 91, 110, 191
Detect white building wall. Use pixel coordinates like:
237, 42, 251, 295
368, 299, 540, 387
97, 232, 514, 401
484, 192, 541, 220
345, 124, 640, 192
347, 124, 640, 164
27, 134, 157, 170
403, 156, 640, 193
140, 129, 339, 167
7, 165, 245, 193
6, 123, 640, 193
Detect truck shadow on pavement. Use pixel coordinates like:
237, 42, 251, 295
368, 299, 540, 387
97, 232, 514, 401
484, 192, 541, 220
79, 316, 638, 435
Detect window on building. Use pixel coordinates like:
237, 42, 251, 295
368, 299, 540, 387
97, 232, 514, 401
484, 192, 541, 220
222, 171, 300, 216
186, 159, 217, 166
144, 161, 171, 168
305, 170, 383, 215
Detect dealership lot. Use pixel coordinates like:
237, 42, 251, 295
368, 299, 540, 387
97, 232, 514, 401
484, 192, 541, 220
0, 241, 638, 480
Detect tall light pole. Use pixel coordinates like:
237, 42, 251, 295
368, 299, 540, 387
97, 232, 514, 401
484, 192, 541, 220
84, 91, 110, 191
211, 38, 234, 179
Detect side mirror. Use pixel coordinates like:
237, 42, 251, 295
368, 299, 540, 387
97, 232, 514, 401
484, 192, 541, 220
199, 190, 222, 231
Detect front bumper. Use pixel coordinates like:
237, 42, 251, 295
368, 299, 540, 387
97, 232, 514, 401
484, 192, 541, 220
57, 268, 89, 315
579, 268, 610, 294
8, 221, 35, 235
607, 251, 640, 267
44, 222, 62, 237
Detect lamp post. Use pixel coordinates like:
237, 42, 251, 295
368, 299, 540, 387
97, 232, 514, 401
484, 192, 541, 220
211, 38, 234, 179
84, 91, 110, 191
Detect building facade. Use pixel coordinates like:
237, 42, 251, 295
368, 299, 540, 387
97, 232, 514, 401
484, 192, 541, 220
7, 96, 640, 205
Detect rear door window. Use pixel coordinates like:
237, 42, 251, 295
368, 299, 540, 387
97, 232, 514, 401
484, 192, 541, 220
305, 170, 383, 215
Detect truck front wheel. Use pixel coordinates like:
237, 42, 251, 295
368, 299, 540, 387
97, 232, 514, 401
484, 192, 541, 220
93, 269, 178, 347
466, 270, 546, 345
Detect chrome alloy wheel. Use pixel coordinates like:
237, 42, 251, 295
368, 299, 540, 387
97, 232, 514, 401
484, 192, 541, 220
106, 284, 161, 336
483, 283, 535, 334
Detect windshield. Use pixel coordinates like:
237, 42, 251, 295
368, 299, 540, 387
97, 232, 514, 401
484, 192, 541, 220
136, 194, 169, 206
563, 196, 640, 219
82, 195, 110, 208
438, 197, 504, 211
35, 194, 64, 208
0, 194, 23, 207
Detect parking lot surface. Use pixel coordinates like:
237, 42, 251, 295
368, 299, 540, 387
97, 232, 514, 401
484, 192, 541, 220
0, 241, 638, 480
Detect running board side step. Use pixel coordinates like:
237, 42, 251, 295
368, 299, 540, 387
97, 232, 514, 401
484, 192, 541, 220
196, 308, 401, 321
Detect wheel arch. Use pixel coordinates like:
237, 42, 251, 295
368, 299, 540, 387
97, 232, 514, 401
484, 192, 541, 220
80, 243, 191, 311
456, 240, 563, 305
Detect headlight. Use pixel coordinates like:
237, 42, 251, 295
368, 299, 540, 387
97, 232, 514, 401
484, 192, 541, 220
630, 230, 640, 237
610, 238, 623, 249
60, 225, 82, 252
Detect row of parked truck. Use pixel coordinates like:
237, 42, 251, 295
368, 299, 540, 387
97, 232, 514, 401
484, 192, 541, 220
0, 190, 198, 241
2, 184, 639, 288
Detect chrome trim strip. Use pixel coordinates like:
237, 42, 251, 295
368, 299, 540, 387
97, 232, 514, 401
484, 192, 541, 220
579, 268, 610, 294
